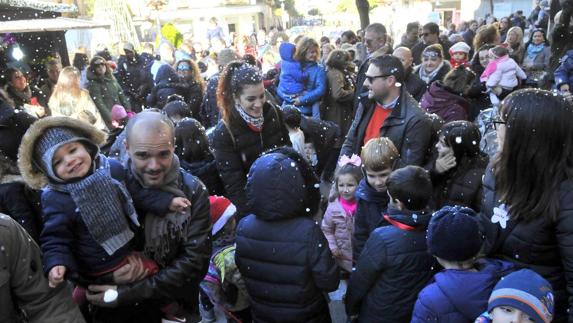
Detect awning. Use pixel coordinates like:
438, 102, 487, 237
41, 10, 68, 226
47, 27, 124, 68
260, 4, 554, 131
0, 0, 77, 13
0, 17, 110, 33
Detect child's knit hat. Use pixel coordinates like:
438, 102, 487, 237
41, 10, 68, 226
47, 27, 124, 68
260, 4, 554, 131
449, 41, 471, 55
111, 104, 128, 122
209, 195, 237, 235
427, 205, 482, 261
33, 126, 98, 182
488, 269, 554, 323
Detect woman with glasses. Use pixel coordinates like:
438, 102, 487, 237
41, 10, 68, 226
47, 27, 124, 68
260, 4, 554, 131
175, 59, 205, 119
523, 28, 551, 88
87, 56, 131, 129
480, 88, 573, 322
414, 44, 451, 90
2, 67, 46, 118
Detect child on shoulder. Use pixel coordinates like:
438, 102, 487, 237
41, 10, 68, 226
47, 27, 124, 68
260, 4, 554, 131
277, 42, 308, 109
18, 117, 189, 320
352, 137, 399, 262
480, 45, 526, 105
321, 154, 363, 274
346, 165, 436, 322
412, 205, 516, 323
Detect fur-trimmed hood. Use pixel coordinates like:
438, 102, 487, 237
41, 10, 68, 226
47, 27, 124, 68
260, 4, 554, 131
18, 116, 107, 189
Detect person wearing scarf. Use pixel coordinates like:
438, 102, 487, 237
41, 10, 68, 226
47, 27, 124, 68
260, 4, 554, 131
415, 44, 451, 89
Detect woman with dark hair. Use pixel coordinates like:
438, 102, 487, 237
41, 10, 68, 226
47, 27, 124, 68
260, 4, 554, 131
174, 59, 205, 118
479, 88, 573, 322
523, 28, 552, 88
87, 56, 131, 129
420, 66, 476, 122
235, 147, 338, 322
2, 68, 46, 118
293, 37, 327, 119
211, 61, 291, 215
430, 121, 488, 211
175, 118, 224, 195
466, 44, 496, 119
499, 17, 511, 42
414, 44, 452, 89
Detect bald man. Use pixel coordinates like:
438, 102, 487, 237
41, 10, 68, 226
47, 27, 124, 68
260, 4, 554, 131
393, 47, 427, 101
87, 111, 211, 322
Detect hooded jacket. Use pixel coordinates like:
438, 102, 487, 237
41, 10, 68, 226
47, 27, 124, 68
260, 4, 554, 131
352, 178, 390, 261
346, 206, 435, 322
277, 42, 306, 100
17, 117, 132, 276
411, 259, 515, 323
235, 151, 339, 323
421, 81, 471, 123
297, 61, 327, 116
146, 64, 184, 109
0, 214, 85, 323
86, 57, 131, 129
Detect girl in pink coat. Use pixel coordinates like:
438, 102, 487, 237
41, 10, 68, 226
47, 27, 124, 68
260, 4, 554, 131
321, 155, 363, 273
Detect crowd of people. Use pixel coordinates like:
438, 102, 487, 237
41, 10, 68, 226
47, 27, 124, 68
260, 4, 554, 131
1, 0, 573, 322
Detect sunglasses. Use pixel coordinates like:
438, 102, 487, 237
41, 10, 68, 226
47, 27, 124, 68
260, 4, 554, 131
178, 66, 191, 71
420, 33, 431, 37
365, 74, 392, 83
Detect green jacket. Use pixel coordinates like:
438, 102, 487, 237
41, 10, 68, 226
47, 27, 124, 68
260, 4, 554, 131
0, 214, 85, 323
87, 69, 131, 129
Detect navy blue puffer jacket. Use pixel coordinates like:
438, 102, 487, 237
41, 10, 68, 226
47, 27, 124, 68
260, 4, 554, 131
235, 150, 339, 323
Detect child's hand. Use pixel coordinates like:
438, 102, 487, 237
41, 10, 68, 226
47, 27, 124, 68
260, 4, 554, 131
169, 197, 192, 213
435, 151, 457, 174
48, 265, 66, 288
493, 86, 502, 96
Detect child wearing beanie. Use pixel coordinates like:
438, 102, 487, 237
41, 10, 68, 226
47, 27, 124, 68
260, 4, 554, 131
449, 41, 471, 69
475, 269, 554, 323
17, 117, 190, 319
346, 166, 436, 322
411, 205, 515, 323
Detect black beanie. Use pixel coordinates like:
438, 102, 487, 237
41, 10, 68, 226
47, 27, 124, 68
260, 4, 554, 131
427, 205, 482, 261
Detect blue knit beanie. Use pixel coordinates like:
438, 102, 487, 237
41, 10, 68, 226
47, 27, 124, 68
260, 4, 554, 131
427, 205, 482, 261
488, 269, 554, 323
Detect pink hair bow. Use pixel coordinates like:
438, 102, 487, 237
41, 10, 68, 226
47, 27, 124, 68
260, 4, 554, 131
338, 154, 362, 168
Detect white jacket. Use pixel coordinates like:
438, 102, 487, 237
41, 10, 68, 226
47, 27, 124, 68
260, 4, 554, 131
486, 57, 527, 90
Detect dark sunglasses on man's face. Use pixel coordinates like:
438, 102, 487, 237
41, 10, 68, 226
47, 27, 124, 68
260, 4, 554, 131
420, 33, 431, 37
365, 74, 391, 83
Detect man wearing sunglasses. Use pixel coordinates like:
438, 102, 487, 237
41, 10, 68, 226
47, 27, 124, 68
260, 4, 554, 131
353, 23, 392, 115
341, 55, 433, 168
411, 22, 452, 65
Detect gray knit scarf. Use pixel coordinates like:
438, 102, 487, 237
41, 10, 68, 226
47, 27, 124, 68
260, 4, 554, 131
49, 155, 139, 256
129, 155, 193, 266
235, 104, 264, 131
419, 61, 445, 84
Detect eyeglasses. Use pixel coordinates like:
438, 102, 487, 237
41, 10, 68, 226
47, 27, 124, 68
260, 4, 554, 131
365, 74, 392, 83
420, 33, 431, 37
492, 116, 506, 130
178, 66, 191, 71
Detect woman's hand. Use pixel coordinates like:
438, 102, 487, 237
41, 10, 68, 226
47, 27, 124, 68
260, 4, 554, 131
435, 151, 457, 174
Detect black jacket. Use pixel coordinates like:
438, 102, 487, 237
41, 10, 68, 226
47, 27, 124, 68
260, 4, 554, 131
180, 158, 225, 196
211, 103, 291, 214
479, 166, 573, 322
430, 154, 488, 212
346, 206, 435, 322
235, 151, 339, 323
200, 74, 220, 129
300, 116, 339, 175
404, 68, 427, 101
341, 89, 433, 168
118, 168, 212, 309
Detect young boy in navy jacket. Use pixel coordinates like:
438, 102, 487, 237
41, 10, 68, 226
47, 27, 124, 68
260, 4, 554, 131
352, 137, 399, 262
346, 165, 435, 322
411, 205, 515, 323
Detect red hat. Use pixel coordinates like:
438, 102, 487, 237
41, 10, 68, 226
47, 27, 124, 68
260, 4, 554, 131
209, 195, 236, 235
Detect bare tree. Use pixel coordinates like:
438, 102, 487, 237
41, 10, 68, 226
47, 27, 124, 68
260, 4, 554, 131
356, 0, 370, 30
